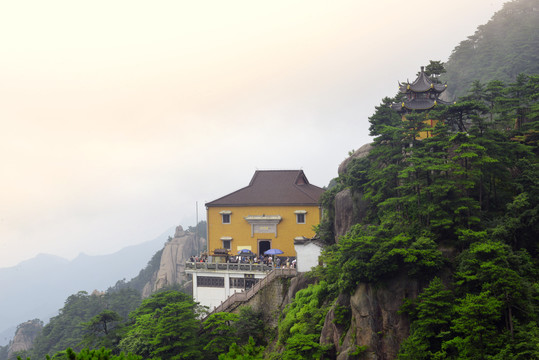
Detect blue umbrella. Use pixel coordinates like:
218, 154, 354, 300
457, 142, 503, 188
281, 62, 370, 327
264, 248, 284, 255
238, 249, 254, 255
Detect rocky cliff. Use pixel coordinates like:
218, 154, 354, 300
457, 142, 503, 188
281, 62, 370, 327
334, 143, 371, 241
319, 142, 422, 359
141, 225, 205, 297
320, 275, 421, 360
7, 319, 42, 359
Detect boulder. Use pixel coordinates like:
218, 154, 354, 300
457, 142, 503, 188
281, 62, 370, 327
338, 143, 372, 176
7, 319, 42, 359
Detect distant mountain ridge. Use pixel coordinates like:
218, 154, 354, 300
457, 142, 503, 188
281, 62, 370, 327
0, 228, 173, 346
443, 0, 539, 98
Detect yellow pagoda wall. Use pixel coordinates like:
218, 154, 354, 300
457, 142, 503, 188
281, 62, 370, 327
402, 115, 439, 139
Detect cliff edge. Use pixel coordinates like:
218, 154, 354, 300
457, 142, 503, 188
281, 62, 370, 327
142, 225, 205, 297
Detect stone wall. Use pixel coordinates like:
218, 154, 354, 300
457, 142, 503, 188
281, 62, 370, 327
230, 272, 314, 329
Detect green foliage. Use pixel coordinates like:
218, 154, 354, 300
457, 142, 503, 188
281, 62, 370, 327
277, 282, 334, 359
319, 71, 539, 358
425, 60, 447, 82
29, 289, 141, 359
219, 337, 265, 360
49, 347, 143, 360
398, 277, 454, 359
315, 184, 344, 245
233, 306, 266, 346
83, 310, 121, 335
321, 226, 443, 293
493, 190, 539, 254
25, 286, 269, 360
198, 306, 267, 359
443, 291, 505, 359
150, 302, 201, 359
81, 310, 123, 350
119, 290, 202, 360
443, 0, 539, 99
349, 345, 367, 356
332, 305, 351, 327
202, 312, 239, 359
281, 333, 330, 360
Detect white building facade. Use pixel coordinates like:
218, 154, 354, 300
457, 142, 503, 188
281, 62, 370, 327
185, 262, 271, 310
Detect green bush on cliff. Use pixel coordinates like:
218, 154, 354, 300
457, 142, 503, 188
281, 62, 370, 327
48, 347, 143, 360
322, 226, 443, 293
276, 281, 334, 359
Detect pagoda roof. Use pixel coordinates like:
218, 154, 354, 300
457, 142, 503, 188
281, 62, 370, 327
399, 67, 447, 94
206, 170, 325, 207
391, 98, 452, 112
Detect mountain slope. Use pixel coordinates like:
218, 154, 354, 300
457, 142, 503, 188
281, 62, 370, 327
0, 228, 172, 346
443, 0, 539, 99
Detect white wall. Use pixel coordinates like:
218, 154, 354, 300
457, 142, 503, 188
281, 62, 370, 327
190, 270, 267, 310
295, 242, 321, 272
197, 287, 228, 309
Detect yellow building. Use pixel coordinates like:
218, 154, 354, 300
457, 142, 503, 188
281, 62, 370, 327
205, 170, 325, 257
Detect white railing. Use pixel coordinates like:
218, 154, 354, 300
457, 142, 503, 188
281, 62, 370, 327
185, 262, 273, 272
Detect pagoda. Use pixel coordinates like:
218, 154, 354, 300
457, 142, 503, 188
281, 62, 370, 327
392, 66, 452, 138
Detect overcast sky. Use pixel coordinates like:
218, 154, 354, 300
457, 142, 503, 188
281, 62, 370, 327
0, 0, 508, 268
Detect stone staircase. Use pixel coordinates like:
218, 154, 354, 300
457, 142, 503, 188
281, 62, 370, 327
204, 268, 297, 318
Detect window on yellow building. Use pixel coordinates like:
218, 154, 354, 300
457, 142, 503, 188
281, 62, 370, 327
295, 210, 307, 224
220, 236, 232, 250
220, 210, 232, 224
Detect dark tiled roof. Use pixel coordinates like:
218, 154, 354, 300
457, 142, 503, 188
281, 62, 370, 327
404, 98, 437, 110
392, 98, 453, 112
206, 170, 325, 207
399, 67, 447, 94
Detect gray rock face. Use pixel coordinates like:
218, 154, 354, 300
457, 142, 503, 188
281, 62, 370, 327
334, 188, 355, 241
7, 319, 42, 359
142, 227, 205, 297
334, 143, 372, 242
294, 140, 452, 358
321, 274, 421, 360
338, 143, 372, 176
319, 293, 350, 356
321, 142, 423, 358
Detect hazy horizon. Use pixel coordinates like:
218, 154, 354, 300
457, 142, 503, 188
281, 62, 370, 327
1, 0, 508, 268
4, 224, 174, 268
